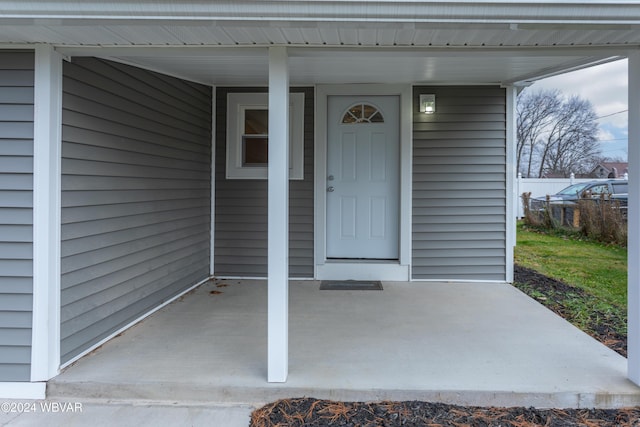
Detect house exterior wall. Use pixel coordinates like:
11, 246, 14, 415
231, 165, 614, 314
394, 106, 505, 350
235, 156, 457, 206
412, 86, 507, 281
60, 58, 212, 363
0, 51, 34, 381
214, 87, 314, 278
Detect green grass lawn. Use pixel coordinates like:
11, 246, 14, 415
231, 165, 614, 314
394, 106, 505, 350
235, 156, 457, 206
515, 222, 627, 308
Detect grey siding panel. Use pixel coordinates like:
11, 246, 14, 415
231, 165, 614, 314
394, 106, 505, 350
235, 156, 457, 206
0, 364, 30, 382
412, 86, 506, 281
0, 50, 34, 381
61, 57, 211, 364
214, 87, 314, 278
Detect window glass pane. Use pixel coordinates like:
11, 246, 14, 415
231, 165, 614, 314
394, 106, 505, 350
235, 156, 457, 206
348, 105, 362, 118
341, 103, 384, 124
243, 136, 268, 166
245, 110, 268, 134
589, 185, 608, 194
363, 104, 376, 119
558, 183, 590, 195
342, 112, 358, 124
369, 111, 384, 123
613, 183, 628, 192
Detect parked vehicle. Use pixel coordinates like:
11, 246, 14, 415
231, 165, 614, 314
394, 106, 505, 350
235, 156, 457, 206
524, 179, 629, 228
532, 179, 628, 207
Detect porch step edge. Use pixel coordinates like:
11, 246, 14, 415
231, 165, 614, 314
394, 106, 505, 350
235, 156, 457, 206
46, 381, 640, 410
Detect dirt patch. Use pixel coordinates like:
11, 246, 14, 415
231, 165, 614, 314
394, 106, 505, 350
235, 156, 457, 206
251, 398, 640, 426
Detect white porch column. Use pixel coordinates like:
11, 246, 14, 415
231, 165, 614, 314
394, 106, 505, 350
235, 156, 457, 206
505, 85, 517, 283
267, 46, 289, 382
210, 85, 216, 276
628, 51, 640, 385
31, 45, 63, 382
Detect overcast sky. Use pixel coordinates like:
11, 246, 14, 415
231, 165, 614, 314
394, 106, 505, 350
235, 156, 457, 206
525, 58, 629, 161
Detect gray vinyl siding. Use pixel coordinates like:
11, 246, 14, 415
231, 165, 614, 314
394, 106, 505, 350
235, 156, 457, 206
214, 87, 314, 278
61, 58, 211, 363
0, 51, 34, 381
412, 86, 506, 281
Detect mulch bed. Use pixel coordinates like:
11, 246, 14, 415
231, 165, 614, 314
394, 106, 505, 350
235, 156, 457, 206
251, 398, 640, 426
249, 267, 635, 427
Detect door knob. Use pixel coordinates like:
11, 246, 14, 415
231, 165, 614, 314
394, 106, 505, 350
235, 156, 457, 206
327, 186, 335, 192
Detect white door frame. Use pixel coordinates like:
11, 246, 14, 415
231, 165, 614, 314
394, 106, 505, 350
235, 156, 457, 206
315, 84, 412, 281
326, 95, 400, 260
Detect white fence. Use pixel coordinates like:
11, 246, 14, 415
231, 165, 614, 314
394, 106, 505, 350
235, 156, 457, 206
515, 174, 604, 218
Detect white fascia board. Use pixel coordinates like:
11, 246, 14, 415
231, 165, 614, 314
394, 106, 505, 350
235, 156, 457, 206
0, 43, 40, 49
3, 2, 640, 25
503, 55, 626, 86
54, 46, 629, 61
289, 47, 630, 58
55, 46, 268, 58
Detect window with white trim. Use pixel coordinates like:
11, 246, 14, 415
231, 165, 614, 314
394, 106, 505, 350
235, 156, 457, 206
226, 92, 304, 179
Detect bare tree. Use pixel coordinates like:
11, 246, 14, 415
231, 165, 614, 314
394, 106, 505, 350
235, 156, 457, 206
538, 96, 600, 177
517, 89, 601, 177
516, 89, 562, 177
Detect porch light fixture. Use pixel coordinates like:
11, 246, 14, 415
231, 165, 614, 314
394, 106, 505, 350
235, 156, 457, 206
420, 94, 436, 114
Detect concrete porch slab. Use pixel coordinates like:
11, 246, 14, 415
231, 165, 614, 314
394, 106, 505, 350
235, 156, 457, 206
48, 280, 640, 409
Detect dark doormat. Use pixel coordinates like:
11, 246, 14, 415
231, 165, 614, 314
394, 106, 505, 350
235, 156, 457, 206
319, 280, 383, 291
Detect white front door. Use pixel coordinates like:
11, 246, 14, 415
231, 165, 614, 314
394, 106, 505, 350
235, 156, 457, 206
326, 95, 400, 259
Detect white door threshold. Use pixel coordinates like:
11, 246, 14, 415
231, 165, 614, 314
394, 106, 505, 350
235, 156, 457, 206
317, 261, 409, 281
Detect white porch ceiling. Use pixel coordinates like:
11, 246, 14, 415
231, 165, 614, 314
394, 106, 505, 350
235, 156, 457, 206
51, 47, 623, 86
1, 1, 640, 85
